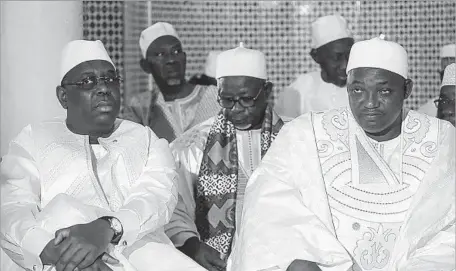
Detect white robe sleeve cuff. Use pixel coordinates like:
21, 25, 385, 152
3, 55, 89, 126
115, 209, 141, 247
21, 227, 54, 271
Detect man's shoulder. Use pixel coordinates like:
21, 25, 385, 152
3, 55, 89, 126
126, 91, 154, 107
288, 71, 321, 91
171, 117, 214, 151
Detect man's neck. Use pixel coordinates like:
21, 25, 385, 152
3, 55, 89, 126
156, 81, 194, 102
66, 120, 115, 143
365, 114, 403, 142
320, 70, 345, 88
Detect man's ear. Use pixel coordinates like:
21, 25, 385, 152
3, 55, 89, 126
264, 81, 273, 100
140, 58, 152, 74
404, 79, 413, 99
56, 86, 68, 109
310, 48, 320, 63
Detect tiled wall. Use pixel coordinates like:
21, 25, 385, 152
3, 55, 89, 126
85, 1, 456, 109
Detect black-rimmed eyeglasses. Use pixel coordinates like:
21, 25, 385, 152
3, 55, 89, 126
434, 98, 455, 108
62, 75, 123, 90
217, 88, 264, 109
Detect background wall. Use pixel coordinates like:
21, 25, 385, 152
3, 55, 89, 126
1, 1, 82, 156
86, 1, 455, 110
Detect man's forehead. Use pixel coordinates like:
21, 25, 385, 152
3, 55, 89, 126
148, 35, 181, 50
64, 60, 115, 80
348, 67, 403, 84
323, 37, 354, 52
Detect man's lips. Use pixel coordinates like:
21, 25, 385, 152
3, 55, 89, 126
95, 101, 115, 112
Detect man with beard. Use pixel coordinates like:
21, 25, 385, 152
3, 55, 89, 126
165, 43, 284, 271
276, 14, 354, 119
419, 43, 455, 117
435, 63, 455, 126
1, 40, 205, 271
231, 36, 455, 271
122, 22, 219, 142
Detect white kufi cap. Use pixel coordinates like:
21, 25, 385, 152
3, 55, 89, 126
139, 22, 179, 58
441, 63, 456, 88
60, 40, 114, 83
204, 51, 222, 78
216, 42, 267, 80
311, 14, 352, 48
346, 35, 408, 79
440, 44, 455, 58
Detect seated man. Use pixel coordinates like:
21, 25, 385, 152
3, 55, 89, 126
1, 40, 204, 271
122, 22, 219, 142
189, 51, 221, 86
165, 42, 285, 270
231, 36, 455, 271
435, 63, 455, 126
419, 43, 455, 117
276, 15, 354, 118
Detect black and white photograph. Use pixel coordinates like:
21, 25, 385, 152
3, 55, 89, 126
0, 1, 455, 271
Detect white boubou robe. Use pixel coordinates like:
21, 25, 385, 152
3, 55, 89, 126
229, 108, 455, 271
1, 118, 205, 271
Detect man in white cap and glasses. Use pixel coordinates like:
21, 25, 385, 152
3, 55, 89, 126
419, 43, 455, 117
122, 22, 219, 143
276, 14, 354, 119
189, 51, 222, 87
0, 40, 205, 271
165, 42, 284, 271
435, 63, 455, 126
230, 36, 455, 271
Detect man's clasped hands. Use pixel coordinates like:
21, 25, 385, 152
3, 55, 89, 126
39, 219, 119, 271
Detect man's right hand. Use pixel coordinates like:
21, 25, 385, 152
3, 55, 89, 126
179, 237, 226, 271
40, 239, 118, 271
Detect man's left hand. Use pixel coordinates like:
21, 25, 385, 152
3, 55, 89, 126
53, 219, 115, 271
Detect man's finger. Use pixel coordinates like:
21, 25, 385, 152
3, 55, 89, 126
76, 248, 99, 270
62, 247, 87, 271
54, 228, 71, 245
55, 241, 75, 271
101, 253, 120, 265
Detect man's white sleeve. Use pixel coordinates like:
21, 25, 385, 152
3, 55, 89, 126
113, 127, 179, 246
1, 125, 54, 271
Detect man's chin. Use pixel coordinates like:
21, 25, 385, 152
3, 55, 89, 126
166, 78, 183, 86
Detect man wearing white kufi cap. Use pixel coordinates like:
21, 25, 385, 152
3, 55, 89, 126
165, 42, 284, 270
276, 14, 354, 119
189, 51, 222, 86
122, 22, 219, 143
419, 43, 455, 117
231, 36, 455, 271
435, 63, 456, 126
1, 40, 206, 271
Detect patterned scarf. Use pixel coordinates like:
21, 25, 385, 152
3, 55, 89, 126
195, 106, 284, 258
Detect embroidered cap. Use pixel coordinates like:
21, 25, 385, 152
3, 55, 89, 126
139, 22, 180, 58
311, 14, 352, 48
216, 42, 267, 80
346, 35, 408, 79
441, 63, 456, 88
440, 44, 455, 59
60, 40, 114, 83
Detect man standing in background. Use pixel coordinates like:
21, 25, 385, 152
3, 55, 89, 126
122, 22, 219, 142
419, 43, 455, 117
436, 63, 455, 126
276, 14, 354, 118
